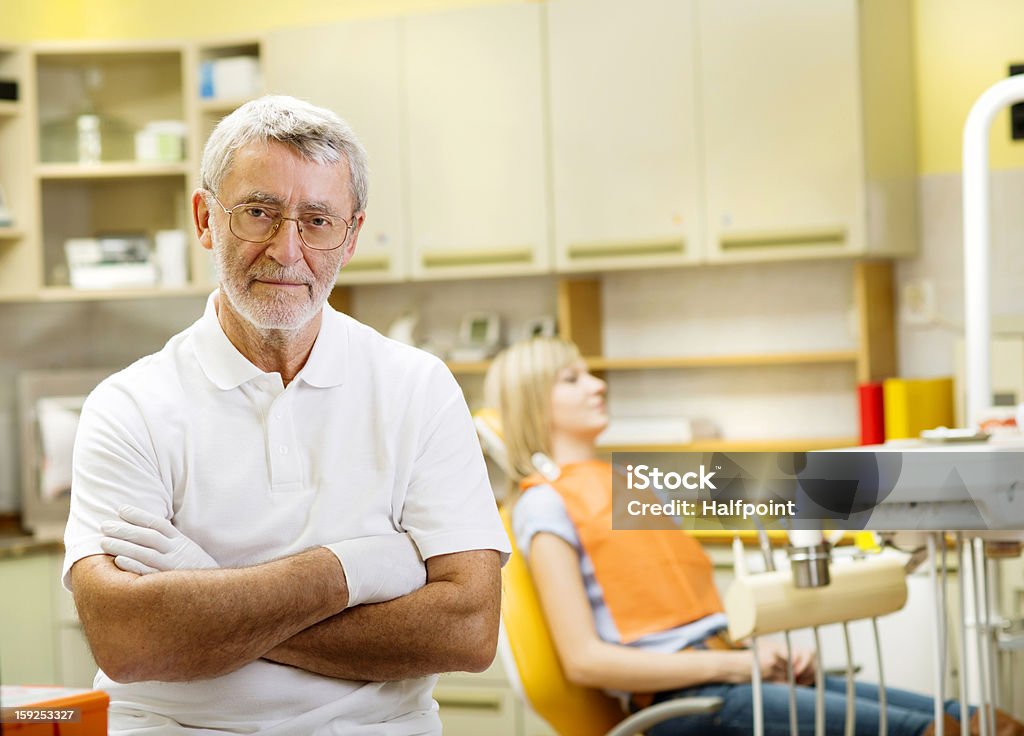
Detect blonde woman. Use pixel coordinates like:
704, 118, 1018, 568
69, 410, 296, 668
485, 337, 1013, 736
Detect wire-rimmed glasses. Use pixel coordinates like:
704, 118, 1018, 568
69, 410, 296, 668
208, 192, 356, 251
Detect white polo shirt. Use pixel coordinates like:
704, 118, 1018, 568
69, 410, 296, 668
63, 292, 511, 736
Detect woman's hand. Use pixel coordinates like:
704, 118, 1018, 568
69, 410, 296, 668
750, 641, 817, 684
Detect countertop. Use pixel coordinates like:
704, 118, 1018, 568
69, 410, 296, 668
0, 533, 63, 560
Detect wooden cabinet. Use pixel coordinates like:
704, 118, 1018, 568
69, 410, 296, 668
403, 4, 550, 280
0, 548, 98, 689
697, 0, 917, 262
0, 550, 57, 685
435, 654, 557, 736
0, 2, 917, 302
546, 0, 703, 272
264, 20, 407, 284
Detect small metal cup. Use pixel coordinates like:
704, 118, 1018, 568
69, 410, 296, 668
788, 543, 832, 588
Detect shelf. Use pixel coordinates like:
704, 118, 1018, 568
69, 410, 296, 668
0, 100, 21, 117
446, 360, 492, 375
198, 98, 251, 114
597, 437, 859, 453
0, 227, 24, 240
446, 350, 858, 376
589, 350, 859, 371
37, 285, 211, 302
36, 162, 191, 180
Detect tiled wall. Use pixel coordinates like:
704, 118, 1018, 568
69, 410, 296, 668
0, 296, 208, 512
898, 168, 1024, 378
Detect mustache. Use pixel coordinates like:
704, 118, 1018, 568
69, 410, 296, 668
247, 264, 314, 286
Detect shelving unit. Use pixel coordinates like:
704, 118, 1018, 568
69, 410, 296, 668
0, 44, 38, 298
332, 260, 891, 452
36, 162, 190, 179
28, 43, 193, 292
190, 38, 263, 141
188, 37, 264, 289
36, 284, 210, 302
449, 351, 858, 376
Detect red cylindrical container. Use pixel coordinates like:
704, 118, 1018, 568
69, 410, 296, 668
858, 382, 885, 446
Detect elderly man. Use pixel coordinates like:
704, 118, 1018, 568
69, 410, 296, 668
63, 95, 511, 735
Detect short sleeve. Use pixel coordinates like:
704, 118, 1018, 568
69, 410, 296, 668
511, 485, 581, 561
399, 370, 511, 565
61, 379, 173, 591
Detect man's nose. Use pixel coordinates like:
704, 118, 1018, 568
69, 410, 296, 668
265, 218, 305, 265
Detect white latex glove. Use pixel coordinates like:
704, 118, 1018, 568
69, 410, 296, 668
100, 505, 218, 575
324, 533, 426, 608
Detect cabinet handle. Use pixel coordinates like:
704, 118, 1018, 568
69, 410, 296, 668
719, 227, 846, 250
421, 247, 534, 268
343, 255, 390, 272
434, 692, 504, 712
566, 237, 685, 260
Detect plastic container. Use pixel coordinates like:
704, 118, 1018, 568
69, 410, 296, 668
0, 685, 109, 735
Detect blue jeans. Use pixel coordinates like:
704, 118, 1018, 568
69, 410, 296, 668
639, 677, 967, 736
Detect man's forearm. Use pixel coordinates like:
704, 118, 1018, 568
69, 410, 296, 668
72, 548, 348, 683
264, 550, 501, 681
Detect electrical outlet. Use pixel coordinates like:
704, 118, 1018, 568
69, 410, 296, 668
901, 279, 936, 325
1011, 64, 1024, 140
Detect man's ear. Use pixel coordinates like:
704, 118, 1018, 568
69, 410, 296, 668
338, 211, 367, 268
192, 189, 214, 252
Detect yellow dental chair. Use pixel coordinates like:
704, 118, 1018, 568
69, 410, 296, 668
498, 508, 722, 736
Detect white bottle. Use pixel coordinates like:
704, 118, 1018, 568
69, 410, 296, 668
77, 114, 101, 164
155, 230, 188, 287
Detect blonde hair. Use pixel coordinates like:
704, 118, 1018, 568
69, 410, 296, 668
484, 337, 581, 485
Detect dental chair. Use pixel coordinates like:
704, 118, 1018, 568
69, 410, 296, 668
498, 507, 723, 736
477, 409, 722, 735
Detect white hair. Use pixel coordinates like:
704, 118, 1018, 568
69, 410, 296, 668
200, 95, 369, 212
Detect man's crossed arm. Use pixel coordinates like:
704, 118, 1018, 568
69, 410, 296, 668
70, 511, 500, 684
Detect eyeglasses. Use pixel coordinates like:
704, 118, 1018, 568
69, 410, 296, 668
208, 192, 356, 252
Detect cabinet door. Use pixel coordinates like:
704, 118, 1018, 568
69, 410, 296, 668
264, 19, 406, 283
0, 552, 57, 685
698, 0, 866, 262
404, 4, 550, 280
547, 0, 702, 272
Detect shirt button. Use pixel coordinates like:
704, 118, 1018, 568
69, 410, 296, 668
276, 413, 283, 420
279, 445, 289, 455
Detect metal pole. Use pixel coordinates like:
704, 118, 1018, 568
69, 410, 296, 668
784, 631, 799, 736
752, 636, 765, 736
814, 626, 825, 736
933, 532, 946, 732
973, 538, 994, 733
872, 617, 888, 736
957, 534, 970, 736
843, 622, 856, 736
961, 75, 1024, 424
984, 555, 1000, 717
970, 539, 990, 736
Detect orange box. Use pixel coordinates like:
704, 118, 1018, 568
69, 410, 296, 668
0, 686, 109, 735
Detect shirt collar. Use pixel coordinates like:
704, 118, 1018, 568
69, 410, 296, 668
192, 291, 348, 390
295, 303, 349, 389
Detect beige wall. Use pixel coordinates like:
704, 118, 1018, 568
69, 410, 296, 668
0, 0, 508, 43
913, 0, 1024, 173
